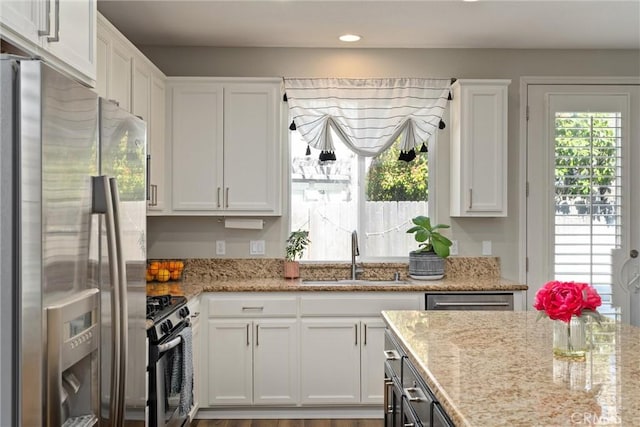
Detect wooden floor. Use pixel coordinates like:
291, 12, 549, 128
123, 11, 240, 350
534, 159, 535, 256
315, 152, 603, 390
191, 420, 384, 427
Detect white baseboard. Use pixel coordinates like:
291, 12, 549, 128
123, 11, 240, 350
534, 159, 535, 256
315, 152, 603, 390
195, 406, 383, 419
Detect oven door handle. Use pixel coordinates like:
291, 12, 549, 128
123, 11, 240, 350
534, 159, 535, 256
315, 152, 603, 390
157, 336, 182, 354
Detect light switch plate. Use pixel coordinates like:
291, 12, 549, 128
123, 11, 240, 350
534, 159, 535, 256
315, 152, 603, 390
216, 240, 226, 255
250, 240, 265, 255
482, 240, 492, 256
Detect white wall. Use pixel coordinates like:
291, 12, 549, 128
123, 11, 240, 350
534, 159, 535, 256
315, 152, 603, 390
143, 46, 640, 280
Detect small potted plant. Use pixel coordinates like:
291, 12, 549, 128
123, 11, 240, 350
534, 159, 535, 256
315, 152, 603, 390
406, 216, 452, 280
284, 229, 310, 279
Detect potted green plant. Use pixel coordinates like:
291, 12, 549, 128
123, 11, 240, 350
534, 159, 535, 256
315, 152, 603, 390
406, 216, 453, 280
284, 229, 310, 279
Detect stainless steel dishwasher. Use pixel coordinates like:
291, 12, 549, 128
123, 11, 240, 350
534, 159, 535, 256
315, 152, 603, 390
425, 292, 514, 310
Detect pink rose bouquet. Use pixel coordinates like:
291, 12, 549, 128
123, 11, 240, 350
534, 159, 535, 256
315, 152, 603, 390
533, 280, 602, 323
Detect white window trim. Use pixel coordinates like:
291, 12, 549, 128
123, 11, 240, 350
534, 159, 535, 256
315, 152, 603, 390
518, 76, 640, 285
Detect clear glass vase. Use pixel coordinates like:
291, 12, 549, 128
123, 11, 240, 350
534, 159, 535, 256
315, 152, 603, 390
553, 316, 587, 360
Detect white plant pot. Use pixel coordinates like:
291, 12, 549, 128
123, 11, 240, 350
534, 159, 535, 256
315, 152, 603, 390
409, 250, 445, 280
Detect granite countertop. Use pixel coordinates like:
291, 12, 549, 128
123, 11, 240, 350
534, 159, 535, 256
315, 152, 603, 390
146, 276, 526, 298
382, 310, 640, 427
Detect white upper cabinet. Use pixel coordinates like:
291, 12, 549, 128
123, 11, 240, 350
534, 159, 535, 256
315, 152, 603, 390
147, 74, 167, 212
96, 13, 167, 212
96, 14, 133, 111
0, 0, 97, 86
168, 78, 283, 216
450, 79, 511, 217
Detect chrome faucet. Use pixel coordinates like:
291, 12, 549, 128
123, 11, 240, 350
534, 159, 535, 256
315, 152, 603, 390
351, 230, 364, 280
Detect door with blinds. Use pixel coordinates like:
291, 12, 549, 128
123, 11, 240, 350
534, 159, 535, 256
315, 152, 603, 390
526, 84, 640, 325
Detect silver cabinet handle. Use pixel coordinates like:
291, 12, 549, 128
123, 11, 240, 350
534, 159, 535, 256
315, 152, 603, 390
404, 387, 427, 402
384, 349, 400, 360
355, 323, 358, 345
217, 187, 221, 208
46, 0, 60, 42
364, 324, 368, 345
256, 324, 259, 346
146, 155, 151, 202
225, 187, 229, 208
242, 306, 264, 312
150, 184, 158, 206
469, 188, 473, 209
434, 302, 510, 307
384, 379, 393, 414
38, 0, 52, 36
108, 178, 128, 426
91, 176, 121, 426
246, 324, 250, 346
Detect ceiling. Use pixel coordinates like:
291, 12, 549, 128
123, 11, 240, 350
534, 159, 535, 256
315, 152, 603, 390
97, 0, 640, 50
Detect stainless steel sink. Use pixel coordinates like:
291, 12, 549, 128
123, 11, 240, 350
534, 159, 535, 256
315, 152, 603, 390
301, 279, 410, 286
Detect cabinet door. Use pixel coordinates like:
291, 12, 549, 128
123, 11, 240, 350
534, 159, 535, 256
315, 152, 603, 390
300, 318, 360, 404
360, 318, 386, 404
207, 320, 252, 405
171, 83, 223, 211
253, 319, 299, 405
132, 59, 151, 123
95, 27, 109, 98
148, 74, 166, 211
0, 1, 42, 49
450, 79, 509, 217
108, 37, 132, 112
44, 0, 96, 83
223, 83, 281, 213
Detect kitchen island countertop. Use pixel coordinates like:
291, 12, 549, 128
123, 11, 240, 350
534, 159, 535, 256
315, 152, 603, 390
382, 310, 640, 426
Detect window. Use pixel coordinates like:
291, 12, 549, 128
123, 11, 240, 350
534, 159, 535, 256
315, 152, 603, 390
553, 111, 622, 312
290, 130, 431, 261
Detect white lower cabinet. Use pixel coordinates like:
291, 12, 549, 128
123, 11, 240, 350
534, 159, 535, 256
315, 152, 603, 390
300, 318, 361, 404
201, 292, 420, 412
207, 318, 298, 406
359, 318, 386, 403
299, 317, 392, 405
205, 294, 299, 407
299, 293, 421, 406
207, 320, 253, 405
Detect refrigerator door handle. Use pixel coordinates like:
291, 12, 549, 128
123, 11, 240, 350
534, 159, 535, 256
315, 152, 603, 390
108, 177, 128, 426
91, 176, 122, 426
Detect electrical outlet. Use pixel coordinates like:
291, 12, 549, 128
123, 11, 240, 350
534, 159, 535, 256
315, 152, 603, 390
482, 240, 492, 256
250, 240, 265, 255
450, 240, 459, 256
216, 240, 226, 255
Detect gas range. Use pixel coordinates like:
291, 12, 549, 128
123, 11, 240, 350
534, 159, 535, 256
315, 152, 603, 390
146, 294, 189, 343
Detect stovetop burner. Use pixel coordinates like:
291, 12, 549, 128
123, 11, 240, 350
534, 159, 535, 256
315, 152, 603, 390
146, 294, 187, 322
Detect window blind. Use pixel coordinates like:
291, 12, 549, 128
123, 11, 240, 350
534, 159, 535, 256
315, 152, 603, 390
553, 112, 622, 312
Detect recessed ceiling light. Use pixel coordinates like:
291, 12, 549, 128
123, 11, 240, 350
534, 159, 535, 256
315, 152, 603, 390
339, 34, 361, 43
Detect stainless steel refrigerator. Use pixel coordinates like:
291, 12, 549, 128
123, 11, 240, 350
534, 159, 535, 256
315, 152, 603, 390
0, 56, 148, 426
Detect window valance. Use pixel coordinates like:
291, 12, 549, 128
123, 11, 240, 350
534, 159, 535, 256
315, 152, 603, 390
283, 78, 452, 161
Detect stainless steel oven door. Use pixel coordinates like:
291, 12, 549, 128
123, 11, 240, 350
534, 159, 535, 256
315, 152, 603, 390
151, 326, 189, 427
